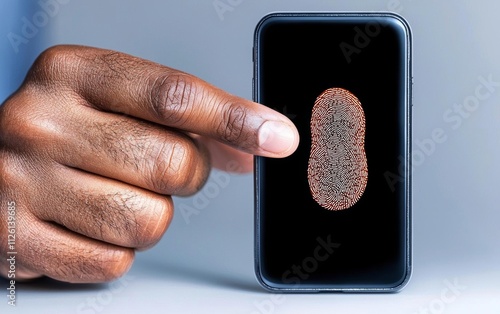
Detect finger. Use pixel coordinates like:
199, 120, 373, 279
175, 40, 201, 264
27, 163, 173, 249
65, 105, 210, 196
30, 45, 299, 158
19, 216, 134, 283
0, 192, 42, 280
6, 92, 211, 196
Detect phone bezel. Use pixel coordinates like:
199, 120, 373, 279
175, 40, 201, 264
253, 12, 413, 293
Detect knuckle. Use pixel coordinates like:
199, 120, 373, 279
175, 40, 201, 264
27, 45, 74, 83
0, 93, 61, 149
0, 153, 18, 191
134, 197, 173, 249
0, 98, 26, 145
95, 248, 135, 283
104, 249, 135, 281
218, 102, 248, 145
145, 139, 198, 194
148, 73, 197, 125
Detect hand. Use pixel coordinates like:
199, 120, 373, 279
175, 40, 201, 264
0, 45, 299, 283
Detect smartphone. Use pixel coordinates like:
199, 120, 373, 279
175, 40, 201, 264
253, 12, 412, 292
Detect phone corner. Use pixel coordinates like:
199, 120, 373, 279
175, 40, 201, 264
380, 11, 413, 44
253, 262, 281, 293
391, 265, 413, 293
253, 12, 279, 43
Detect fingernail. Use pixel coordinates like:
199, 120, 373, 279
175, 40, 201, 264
258, 121, 296, 154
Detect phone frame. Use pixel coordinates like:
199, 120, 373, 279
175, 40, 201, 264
253, 12, 413, 293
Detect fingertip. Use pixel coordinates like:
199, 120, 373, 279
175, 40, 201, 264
257, 120, 300, 157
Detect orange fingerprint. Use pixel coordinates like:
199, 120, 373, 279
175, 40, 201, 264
307, 88, 368, 210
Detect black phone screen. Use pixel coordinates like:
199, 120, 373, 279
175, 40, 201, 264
254, 13, 411, 291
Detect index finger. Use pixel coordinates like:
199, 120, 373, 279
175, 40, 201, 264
30, 45, 299, 157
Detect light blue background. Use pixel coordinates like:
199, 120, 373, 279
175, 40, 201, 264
1, 0, 500, 313
0, 1, 48, 103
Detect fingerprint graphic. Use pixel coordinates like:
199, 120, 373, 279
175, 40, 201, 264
307, 88, 368, 211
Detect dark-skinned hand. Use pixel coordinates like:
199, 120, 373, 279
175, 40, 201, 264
0, 45, 299, 283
